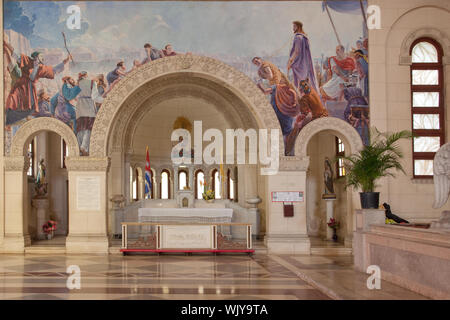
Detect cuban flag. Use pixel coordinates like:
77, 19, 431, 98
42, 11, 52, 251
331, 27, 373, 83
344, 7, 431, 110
145, 146, 152, 199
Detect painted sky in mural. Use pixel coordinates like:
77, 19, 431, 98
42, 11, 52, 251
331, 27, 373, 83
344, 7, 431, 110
3, 0, 369, 156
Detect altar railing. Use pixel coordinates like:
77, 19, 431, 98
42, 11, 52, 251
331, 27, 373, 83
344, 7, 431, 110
121, 222, 253, 254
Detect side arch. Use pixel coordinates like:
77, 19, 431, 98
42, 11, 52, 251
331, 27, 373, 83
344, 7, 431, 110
10, 117, 79, 157
294, 117, 364, 158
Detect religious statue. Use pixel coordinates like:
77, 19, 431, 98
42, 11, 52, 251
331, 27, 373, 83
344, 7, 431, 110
34, 159, 48, 198
433, 142, 450, 209
431, 142, 450, 230
322, 157, 336, 199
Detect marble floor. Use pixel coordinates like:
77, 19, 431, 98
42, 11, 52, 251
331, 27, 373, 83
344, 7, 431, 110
0, 253, 427, 300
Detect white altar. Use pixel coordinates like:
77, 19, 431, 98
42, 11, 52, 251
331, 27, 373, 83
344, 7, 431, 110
138, 208, 233, 223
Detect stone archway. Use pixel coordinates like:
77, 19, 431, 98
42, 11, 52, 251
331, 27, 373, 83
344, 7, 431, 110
294, 117, 364, 246
89, 54, 282, 158
10, 117, 79, 157
294, 117, 364, 158
2, 117, 79, 253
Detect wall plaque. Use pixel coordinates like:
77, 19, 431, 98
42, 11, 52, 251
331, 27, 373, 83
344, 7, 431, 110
271, 191, 304, 202
76, 176, 101, 211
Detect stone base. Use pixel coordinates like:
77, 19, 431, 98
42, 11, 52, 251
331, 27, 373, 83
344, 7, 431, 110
65, 235, 109, 254
265, 234, 311, 254
0, 234, 32, 253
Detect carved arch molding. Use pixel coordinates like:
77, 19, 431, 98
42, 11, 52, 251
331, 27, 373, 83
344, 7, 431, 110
9, 117, 79, 157
294, 117, 364, 158
89, 54, 282, 157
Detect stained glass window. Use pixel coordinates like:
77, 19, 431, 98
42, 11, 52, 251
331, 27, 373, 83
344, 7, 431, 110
410, 38, 444, 178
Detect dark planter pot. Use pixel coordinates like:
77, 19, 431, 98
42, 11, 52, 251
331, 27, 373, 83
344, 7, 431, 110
332, 229, 338, 242
360, 192, 380, 209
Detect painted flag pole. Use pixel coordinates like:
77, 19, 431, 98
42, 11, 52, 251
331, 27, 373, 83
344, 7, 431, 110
145, 146, 152, 199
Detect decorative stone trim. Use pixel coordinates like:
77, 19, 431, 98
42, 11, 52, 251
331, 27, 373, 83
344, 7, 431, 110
9, 117, 79, 157
279, 156, 310, 172
4, 156, 29, 172
399, 27, 450, 66
89, 54, 281, 157
294, 117, 364, 158
65, 156, 110, 172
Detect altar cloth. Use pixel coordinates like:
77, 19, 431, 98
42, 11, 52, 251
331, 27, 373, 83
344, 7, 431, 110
138, 208, 233, 224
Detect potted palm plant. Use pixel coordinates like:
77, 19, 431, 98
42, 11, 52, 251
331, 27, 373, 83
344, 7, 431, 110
341, 128, 412, 209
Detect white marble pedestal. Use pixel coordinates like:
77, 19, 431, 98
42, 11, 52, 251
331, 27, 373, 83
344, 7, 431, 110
32, 198, 49, 240
324, 198, 336, 240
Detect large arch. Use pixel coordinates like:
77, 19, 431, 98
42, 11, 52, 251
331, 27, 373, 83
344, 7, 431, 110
294, 117, 364, 158
10, 117, 79, 157
89, 54, 282, 157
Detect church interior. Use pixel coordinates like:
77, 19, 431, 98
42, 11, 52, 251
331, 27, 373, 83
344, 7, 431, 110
0, 0, 449, 301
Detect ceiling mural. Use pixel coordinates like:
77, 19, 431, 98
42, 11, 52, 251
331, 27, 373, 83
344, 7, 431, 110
3, 0, 369, 156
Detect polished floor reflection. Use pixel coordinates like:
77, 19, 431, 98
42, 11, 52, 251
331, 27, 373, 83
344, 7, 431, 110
0, 254, 427, 300
0, 254, 329, 300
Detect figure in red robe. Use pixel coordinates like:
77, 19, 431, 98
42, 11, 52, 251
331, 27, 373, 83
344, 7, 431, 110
4, 40, 70, 125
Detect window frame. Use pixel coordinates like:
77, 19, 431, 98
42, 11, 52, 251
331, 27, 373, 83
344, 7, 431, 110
132, 168, 139, 201
160, 169, 171, 199
27, 138, 35, 177
61, 139, 68, 169
178, 169, 188, 191
335, 137, 346, 178
194, 170, 204, 200
409, 37, 445, 179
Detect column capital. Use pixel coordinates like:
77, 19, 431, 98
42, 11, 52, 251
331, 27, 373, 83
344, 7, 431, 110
65, 156, 110, 172
279, 156, 309, 172
4, 155, 29, 172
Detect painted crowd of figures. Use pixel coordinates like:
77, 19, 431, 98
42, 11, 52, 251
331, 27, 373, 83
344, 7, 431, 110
253, 21, 369, 155
3, 20, 368, 156
4, 39, 180, 155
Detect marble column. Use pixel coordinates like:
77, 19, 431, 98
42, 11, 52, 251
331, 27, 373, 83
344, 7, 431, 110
32, 198, 50, 240
324, 198, 336, 240
65, 156, 110, 253
1, 156, 32, 252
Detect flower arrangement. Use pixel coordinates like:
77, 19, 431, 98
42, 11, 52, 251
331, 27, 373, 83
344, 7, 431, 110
43, 220, 57, 235
202, 189, 215, 201
200, 180, 215, 200
327, 218, 340, 230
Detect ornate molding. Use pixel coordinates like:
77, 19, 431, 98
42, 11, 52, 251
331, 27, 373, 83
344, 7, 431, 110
279, 156, 310, 172
4, 156, 29, 172
399, 27, 450, 65
89, 54, 281, 158
9, 117, 79, 157
294, 117, 364, 158
65, 156, 110, 172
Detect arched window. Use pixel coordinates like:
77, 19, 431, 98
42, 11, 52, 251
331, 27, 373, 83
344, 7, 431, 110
335, 137, 346, 178
160, 170, 170, 199
27, 138, 35, 177
61, 138, 68, 169
179, 170, 187, 190
132, 168, 139, 201
227, 169, 235, 200
410, 38, 445, 178
212, 169, 221, 199
195, 170, 205, 199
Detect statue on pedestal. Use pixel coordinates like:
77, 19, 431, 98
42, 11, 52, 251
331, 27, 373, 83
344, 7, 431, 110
432, 142, 450, 230
322, 157, 336, 199
34, 158, 48, 198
